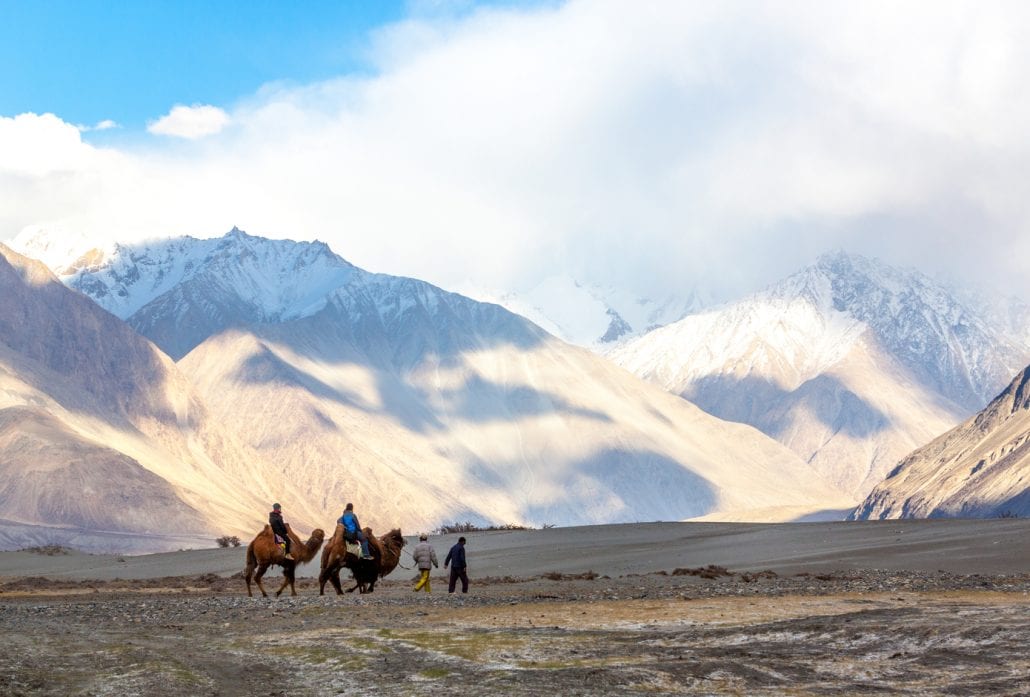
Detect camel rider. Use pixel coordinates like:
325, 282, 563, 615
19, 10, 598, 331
338, 502, 373, 560
269, 503, 294, 560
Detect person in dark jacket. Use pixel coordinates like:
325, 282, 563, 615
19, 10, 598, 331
269, 503, 293, 560
337, 502, 373, 560
444, 536, 469, 593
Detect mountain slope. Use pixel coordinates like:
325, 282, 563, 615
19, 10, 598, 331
610, 252, 1030, 498
34, 229, 849, 530
851, 365, 1030, 519
0, 243, 282, 551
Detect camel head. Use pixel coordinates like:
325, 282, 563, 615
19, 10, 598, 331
298, 528, 326, 563
381, 528, 405, 551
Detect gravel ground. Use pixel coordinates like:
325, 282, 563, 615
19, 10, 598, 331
2, 566, 1029, 696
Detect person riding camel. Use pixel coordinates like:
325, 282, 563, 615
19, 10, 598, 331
269, 503, 293, 561
338, 502, 373, 560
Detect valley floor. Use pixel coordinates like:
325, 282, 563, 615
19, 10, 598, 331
2, 520, 1029, 695
1, 571, 1029, 696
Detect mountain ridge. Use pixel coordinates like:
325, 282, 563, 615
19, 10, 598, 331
610, 251, 1030, 498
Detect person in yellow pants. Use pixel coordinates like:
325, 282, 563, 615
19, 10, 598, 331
411, 533, 438, 592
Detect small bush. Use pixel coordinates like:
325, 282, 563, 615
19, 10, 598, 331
20, 545, 71, 556
541, 570, 598, 581
671, 565, 733, 579
433, 521, 531, 534
216, 535, 242, 548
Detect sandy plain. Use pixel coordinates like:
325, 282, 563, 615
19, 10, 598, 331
2, 519, 1029, 696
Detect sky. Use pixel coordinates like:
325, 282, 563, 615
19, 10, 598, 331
3, 0, 1030, 304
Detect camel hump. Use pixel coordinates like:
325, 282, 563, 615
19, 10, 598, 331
367, 535, 385, 558
329, 523, 345, 547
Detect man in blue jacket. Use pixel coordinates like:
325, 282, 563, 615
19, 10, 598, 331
444, 536, 469, 593
338, 502, 373, 560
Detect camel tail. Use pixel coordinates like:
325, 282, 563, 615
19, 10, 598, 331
245, 541, 257, 573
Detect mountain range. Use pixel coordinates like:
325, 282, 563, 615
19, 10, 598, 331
1, 230, 846, 551
610, 252, 1030, 498
7, 227, 1029, 552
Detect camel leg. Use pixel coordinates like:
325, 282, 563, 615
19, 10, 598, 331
244, 562, 255, 597
254, 563, 271, 598
276, 564, 296, 597
319, 564, 343, 595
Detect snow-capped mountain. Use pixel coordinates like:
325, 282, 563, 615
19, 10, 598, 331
610, 252, 1030, 498
461, 275, 708, 348
10, 228, 849, 539
851, 364, 1030, 519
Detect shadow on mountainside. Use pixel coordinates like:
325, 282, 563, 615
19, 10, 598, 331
224, 302, 613, 434
0, 249, 187, 429
518, 449, 718, 525
233, 344, 612, 435
683, 373, 891, 440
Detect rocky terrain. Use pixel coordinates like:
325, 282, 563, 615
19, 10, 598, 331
2, 520, 1029, 695
2, 569, 1029, 696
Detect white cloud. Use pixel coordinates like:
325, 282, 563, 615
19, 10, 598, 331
147, 104, 231, 139
0, 113, 98, 176
4, 0, 1030, 302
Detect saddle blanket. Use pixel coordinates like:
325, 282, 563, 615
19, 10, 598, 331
345, 540, 361, 557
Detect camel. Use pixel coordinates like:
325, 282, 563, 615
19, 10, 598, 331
319, 525, 406, 595
244, 523, 325, 597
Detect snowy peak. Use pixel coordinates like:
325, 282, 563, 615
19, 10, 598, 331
56, 229, 359, 323
28, 228, 546, 361
611, 250, 1030, 499
466, 275, 707, 348
762, 251, 1028, 409
627, 248, 1030, 404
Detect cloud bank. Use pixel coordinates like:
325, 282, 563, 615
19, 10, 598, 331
3, 0, 1030, 302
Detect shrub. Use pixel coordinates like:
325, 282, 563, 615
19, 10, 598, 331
216, 535, 242, 548
20, 545, 71, 556
433, 521, 532, 534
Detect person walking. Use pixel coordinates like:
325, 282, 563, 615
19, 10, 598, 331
444, 536, 469, 594
268, 503, 293, 560
411, 533, 438, 593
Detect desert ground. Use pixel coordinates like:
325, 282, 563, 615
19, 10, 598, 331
2, 519, 1029, 696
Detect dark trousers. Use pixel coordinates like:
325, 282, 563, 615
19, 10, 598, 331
273, 527, 291, 553
448, 567, 469, 593
346, 530, 370, 557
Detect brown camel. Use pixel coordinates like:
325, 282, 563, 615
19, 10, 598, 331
319, 525, 406, 595
244, 523, 325, 597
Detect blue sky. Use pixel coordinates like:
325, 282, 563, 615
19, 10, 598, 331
2, 1, 1029, 302
0, 1, 451, 129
